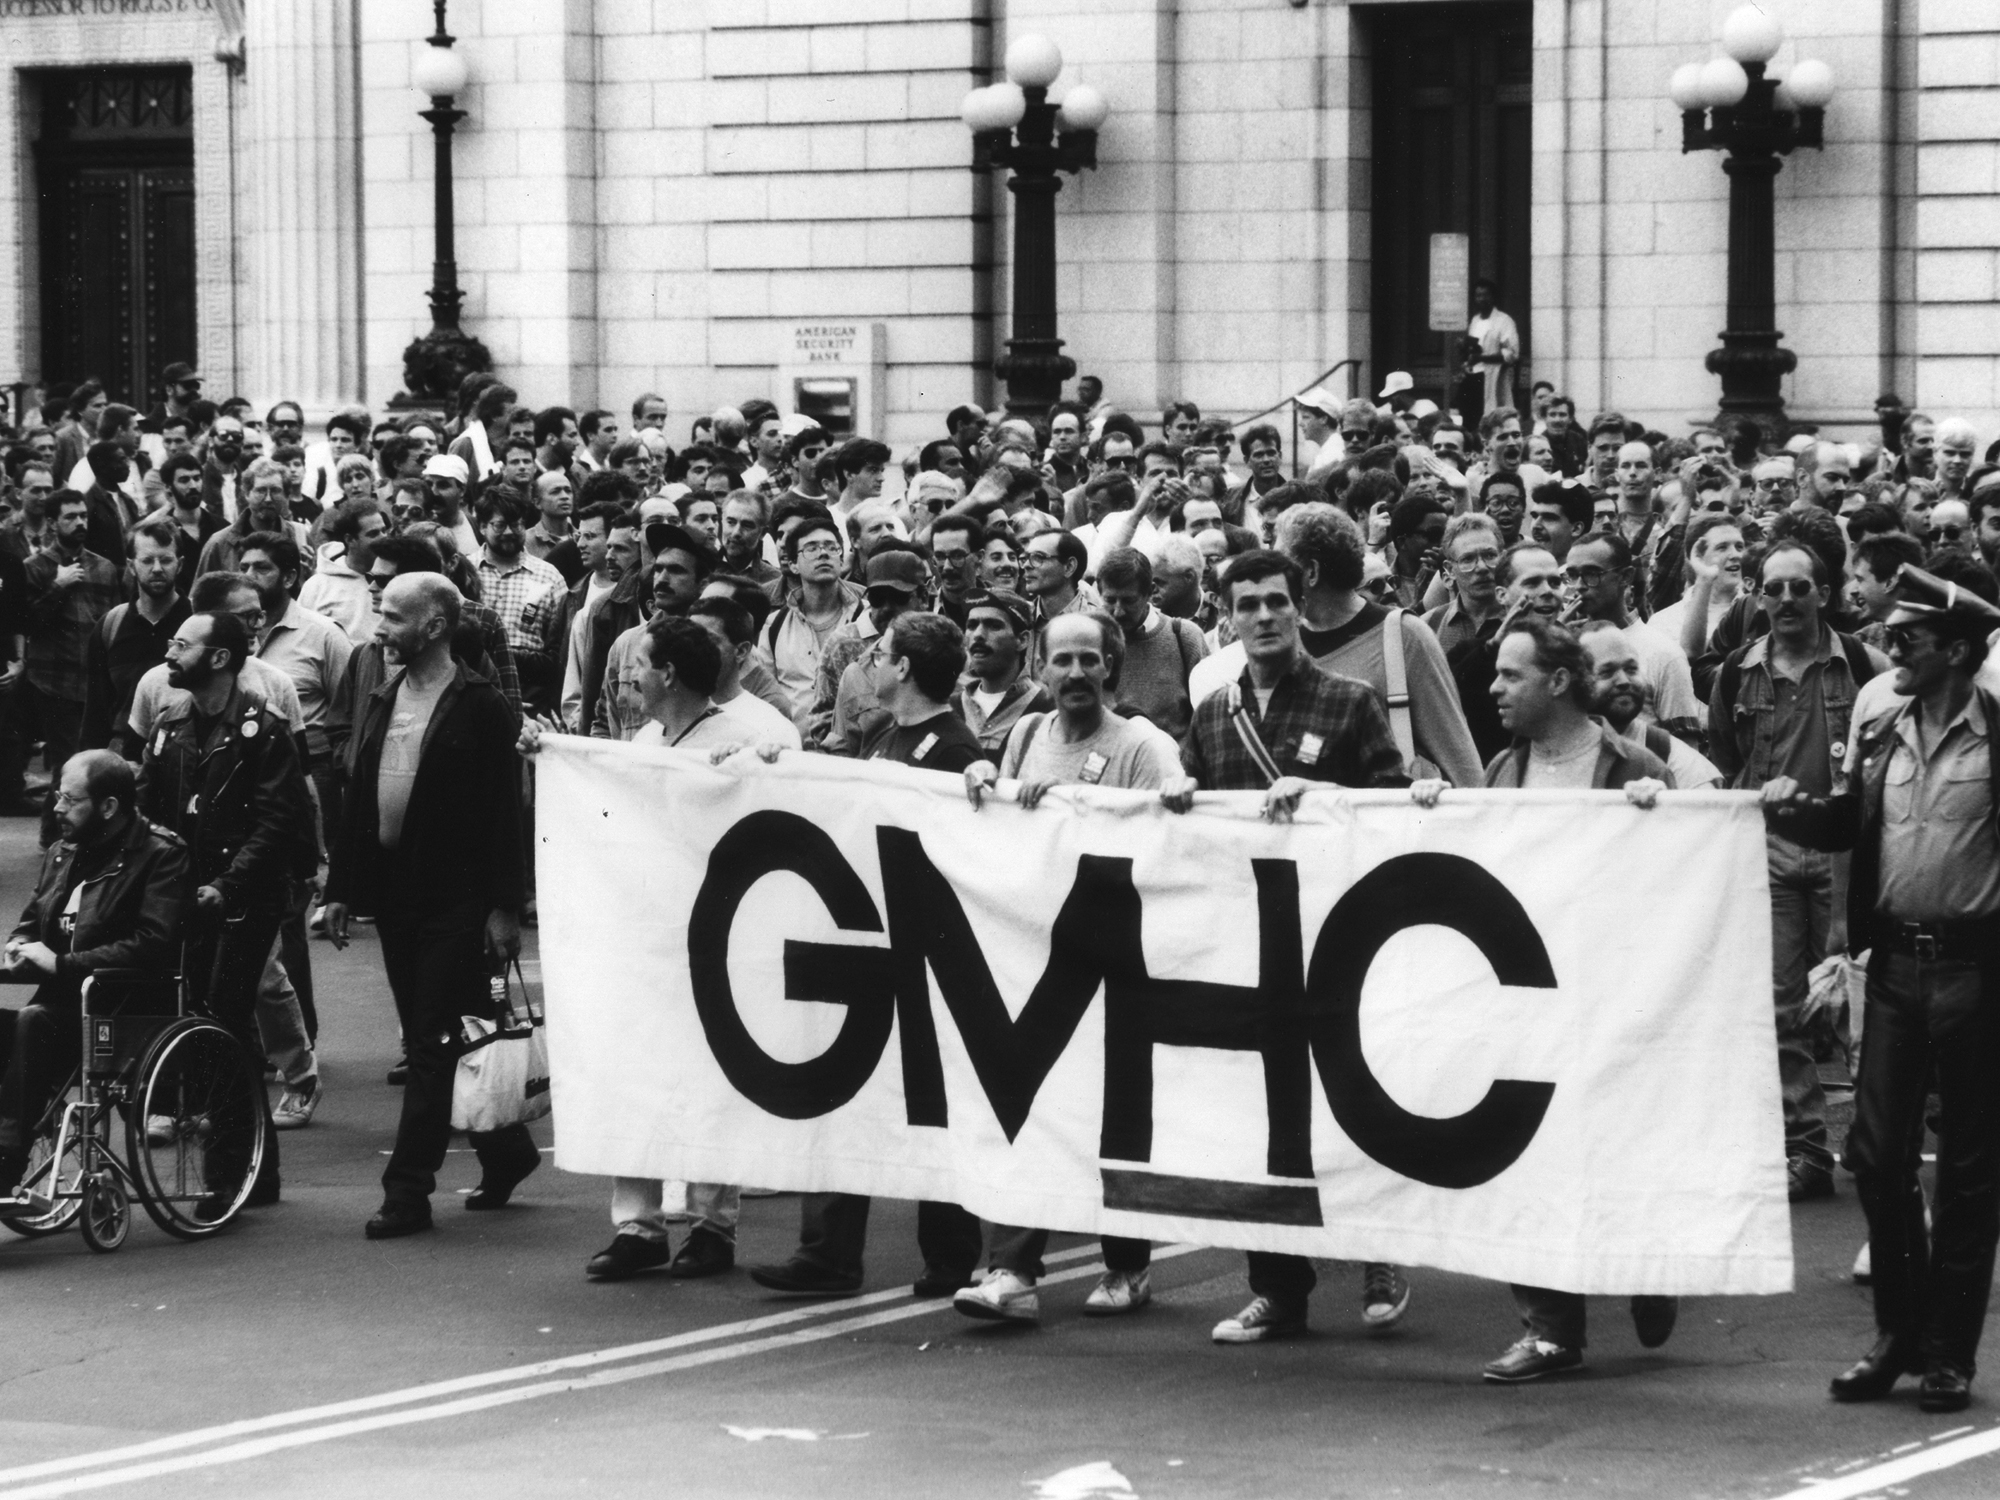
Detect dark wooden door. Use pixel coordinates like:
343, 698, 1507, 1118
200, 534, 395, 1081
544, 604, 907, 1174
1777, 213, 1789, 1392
34, 68, 196, 408
1369, 3, 1532, 411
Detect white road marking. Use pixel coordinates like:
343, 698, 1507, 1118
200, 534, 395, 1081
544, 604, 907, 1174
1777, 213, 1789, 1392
1770, 1423, 2000, 1500
0, 1244, 1196, 1498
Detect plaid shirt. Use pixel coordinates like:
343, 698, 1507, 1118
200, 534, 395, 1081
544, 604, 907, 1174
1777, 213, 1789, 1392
1182, 652, 1408, 792
23, 547, 123, 702
475, 549, 565, 665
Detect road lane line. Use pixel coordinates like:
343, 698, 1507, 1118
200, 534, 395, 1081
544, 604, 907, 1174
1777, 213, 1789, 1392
1769, 1423, 2000, 1500
0, 1247, 1202, 1499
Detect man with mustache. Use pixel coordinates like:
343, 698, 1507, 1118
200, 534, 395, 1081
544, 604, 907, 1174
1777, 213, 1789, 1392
1558, 532, 1701, 746
1708, 541, 1888, 1203
949, 591, 1050, 764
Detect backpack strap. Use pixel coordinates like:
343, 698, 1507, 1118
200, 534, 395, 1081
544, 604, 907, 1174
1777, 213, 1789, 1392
1717, 645, 1745, 727
1643, 723, 1674, 764
1378, 608, 1417, 771
1838, 631, 1878, 687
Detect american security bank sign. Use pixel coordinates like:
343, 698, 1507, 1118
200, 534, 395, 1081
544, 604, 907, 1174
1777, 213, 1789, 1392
536, 740, 1792, 1296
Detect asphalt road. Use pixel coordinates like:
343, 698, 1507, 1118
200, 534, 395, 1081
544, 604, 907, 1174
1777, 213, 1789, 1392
1, 814, 1997, 1500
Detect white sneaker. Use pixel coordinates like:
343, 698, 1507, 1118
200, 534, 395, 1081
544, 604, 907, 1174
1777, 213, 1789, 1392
1082, 1268, 1152, 1316
273, 1079, 321, 1130
1852, 1240, 1871, 1284
1211, 1296, 1306, 1344
953, 1268, 1040, 1324
1361, 1263, 1411, 1330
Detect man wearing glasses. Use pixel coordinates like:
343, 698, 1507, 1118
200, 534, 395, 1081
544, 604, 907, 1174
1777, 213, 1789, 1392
1423, 514, 1506, 660
1556, 533, 1701, 746
1709, 541, 1889, 1205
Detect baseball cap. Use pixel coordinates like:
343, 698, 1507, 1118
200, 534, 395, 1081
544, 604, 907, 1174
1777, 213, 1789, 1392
779, 412, 818, 438
645, 521, 710, 562
1294, 386, 1341, 420
1378, 371, 1414, 399
422, 454, 470, 485
864, 549, 929, 597
1408, 398, 1440, 420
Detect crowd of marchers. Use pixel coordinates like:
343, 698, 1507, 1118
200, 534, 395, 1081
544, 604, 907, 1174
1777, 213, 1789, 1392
0, 361, 1996, 1412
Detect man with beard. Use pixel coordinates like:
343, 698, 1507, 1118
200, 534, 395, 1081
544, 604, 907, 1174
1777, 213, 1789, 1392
1577, 621, 1721, 788
591, 525, 715, 741
201, 413, 250, 522
0, 750, 187, 1199
327, 575, 539, 1240
1710, 541, 1886, 1202
197, 459, 307, 578
140, 609, 313, 1209
1558, 532, 1701, 744
22, 491, 122, 828
82, 519, 189, 755
420, 454, 478, 558
950, 591, 1050, 763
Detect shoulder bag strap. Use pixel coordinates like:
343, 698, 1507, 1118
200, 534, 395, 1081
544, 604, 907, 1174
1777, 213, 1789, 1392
1378, 608, 1417, 771
1226, 686, 1283, 788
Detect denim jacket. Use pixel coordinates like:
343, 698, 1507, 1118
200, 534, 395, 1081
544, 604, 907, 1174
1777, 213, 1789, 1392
1709, 626, 1871, 794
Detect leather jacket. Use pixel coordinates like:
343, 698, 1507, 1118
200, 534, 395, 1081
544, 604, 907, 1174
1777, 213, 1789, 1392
136, 683, 315, 914
10, 814, 189, 981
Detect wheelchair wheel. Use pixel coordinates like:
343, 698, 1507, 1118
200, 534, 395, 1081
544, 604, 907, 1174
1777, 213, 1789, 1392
126, 1019, 266, 1240
0, 1092, 85, 1238
80, 1174, 129, 1252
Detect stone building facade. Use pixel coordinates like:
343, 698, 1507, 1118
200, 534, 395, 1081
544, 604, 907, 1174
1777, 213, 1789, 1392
0, 0, 1994, 447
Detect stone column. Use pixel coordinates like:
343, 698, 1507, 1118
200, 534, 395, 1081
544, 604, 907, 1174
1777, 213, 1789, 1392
242, 0, 363, 412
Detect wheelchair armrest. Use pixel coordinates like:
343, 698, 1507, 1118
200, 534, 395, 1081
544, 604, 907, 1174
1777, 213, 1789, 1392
80, 968, 182, 1017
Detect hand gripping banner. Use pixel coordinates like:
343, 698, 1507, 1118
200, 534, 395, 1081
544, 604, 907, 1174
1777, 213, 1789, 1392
535, 738, 1790, 1296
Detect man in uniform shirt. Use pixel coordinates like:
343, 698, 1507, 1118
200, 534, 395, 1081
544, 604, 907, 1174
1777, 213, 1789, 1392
1764, 569, 2000, 1414
747, 612, 985, 1300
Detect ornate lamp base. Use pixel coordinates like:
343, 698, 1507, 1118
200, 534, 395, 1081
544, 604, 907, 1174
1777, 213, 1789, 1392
394, 325, 492, 411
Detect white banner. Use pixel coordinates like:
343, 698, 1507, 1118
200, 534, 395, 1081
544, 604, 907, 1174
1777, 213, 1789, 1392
536, 738, 1790, 1296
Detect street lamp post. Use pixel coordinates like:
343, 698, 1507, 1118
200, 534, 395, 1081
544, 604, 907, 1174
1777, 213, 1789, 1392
963, 37, 1108, 421
1670, 5, 1836, 436
400, 0, 491, 408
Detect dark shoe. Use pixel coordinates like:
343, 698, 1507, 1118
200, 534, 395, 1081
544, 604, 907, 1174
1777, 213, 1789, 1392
1920, 1363, 1973, 1413
1631, 1295, 1678, 1349
1483, 1335, 1584, 1383
1830, 1334, 1918, 1402
585, 1234, 674, 1281
365, 1201, 434, 1240
0, 1147, 24, 1198
749, 1256, 863, 1297
912, 1265, 977, 1299
244, 1176, 281, 1209
666, 1227, 734, 1278
386, 1058, 409, 1086
465, 1144, 541, 1210
1789, 1158, 1835, 1202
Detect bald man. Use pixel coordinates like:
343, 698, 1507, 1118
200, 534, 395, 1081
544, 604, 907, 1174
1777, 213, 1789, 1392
325, 575, 538, 1241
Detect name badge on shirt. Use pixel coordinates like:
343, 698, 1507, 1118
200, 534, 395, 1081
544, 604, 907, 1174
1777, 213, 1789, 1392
1080, 751, 1109, 785
1297, 732, 1325, 766
913, 732, 939, 762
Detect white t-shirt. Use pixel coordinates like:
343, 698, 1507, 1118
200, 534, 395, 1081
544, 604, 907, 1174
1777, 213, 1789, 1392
128, 656, 307, 744
377, 673, 446, 849
1523, 734, 1602, 789
1624, 619, 1701, 729
631, 706, 761, 753
717, 690, 803, 749
999, 710, 1180, 791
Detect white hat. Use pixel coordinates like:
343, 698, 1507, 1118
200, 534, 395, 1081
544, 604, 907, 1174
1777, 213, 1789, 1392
1408, 398, 1440, 420
1295, 386, 1341, 420
422, 454, 469, 485
1378, 371, 1415, 399
779, 412, 819, 438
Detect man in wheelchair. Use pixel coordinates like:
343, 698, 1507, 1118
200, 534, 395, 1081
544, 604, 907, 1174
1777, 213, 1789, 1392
0, 750, 188, 1195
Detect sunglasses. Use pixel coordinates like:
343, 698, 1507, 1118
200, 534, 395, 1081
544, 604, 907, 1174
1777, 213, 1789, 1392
1760, 577, 1818, 599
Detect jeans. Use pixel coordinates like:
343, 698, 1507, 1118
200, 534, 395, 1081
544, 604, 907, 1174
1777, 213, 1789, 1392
1768, 834, 1834, 1173
376, 906, 534, 1207
983, 1224, 1150, 1281
255, 943, 317, 1089
795, 1192, 983, 1281
0, 994, 78, 1159
610, 1178, 738, 1244
1510, 1285, 1678, 1350
1847, 949, 2000, 1374
1247, 1252, 1316, 1310
185, 907, 282, 1197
